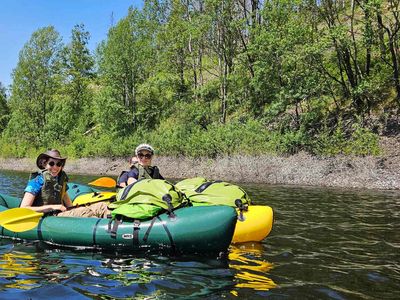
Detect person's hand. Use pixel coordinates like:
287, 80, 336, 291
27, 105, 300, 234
55, 204, 67, 212
45, 204, 66, 213
130, 156, 139, 165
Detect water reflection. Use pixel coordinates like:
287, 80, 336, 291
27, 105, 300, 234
229, 243, 276, 295
0, 242, 73, 291
0, 250, 38, 290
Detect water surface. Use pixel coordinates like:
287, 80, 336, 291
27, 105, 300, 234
0, 170, 399, 299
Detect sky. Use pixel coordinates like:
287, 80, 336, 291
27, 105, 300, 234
0, 0, 142, 90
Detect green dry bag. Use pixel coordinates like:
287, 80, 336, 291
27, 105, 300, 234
175, 177, 251, 207
109, 179, 186, 220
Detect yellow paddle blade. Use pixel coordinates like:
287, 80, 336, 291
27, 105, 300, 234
88, 177, 116, 188
0, 208, 44, 232
73, 191, 116, 206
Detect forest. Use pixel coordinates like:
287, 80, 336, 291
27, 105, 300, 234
0, 0, 399, 159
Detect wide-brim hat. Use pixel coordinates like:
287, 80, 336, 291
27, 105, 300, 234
36, 149, 67, 170
135, 143, 154, 156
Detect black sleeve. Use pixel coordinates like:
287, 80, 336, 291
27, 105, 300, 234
117, 171, 129, 185
127, 168, 139, 180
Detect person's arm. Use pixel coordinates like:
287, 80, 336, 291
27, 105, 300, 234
119, 182, 127, 188
127, 177, 138, 185
62, 192, 73, 208
126, 168, 139, 185
20, 174, 67, 213
20, 192, 67, 213
117, 171, 129, 187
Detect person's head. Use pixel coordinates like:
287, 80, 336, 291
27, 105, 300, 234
36, 149, 67, 176
135, 143, 154, 167
128, 156, 138, 168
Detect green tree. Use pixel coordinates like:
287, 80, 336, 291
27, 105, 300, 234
206, 0, 240, 123
0, 83, 9, 133
98, 7, 156, 133
46, 24, 95, 141
375, 0, 400, 106
6, 26, 63, 145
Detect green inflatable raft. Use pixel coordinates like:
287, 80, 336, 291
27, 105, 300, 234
0, 184, 237, 254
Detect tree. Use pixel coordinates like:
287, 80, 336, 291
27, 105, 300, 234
46, 24, 95, 141
98, 7, 156, 133
6, 26, 62, 145
205, 0, 240, 123
375, 0, 400, 106
0, 83, 9, 133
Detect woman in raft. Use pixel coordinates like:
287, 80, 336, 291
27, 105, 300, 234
20, 149, 109, 217
117, 143, 164, 187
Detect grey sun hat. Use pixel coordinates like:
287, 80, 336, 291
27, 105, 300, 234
135, 144, 155, 156
36, 149, 67, 170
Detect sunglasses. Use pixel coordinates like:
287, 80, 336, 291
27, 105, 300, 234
48, 161, 63, 167
137, 153, 152, 159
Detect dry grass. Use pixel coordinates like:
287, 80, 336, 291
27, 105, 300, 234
1, 137, 399, 190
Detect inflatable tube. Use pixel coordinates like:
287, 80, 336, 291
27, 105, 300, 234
0, 193, 237, 254
233, 205, 274, 243
69, 183, 274, 243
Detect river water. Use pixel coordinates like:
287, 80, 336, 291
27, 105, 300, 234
0, 170, 399, 299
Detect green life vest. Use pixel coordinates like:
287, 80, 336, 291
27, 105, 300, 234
116, 163, 161, 187
134, 163, 161, 180
109, 179, 187, 220
175, 177, 251, 208
30, 170, 69, 206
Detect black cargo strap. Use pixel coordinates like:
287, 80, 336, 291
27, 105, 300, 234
133, 220, 141, 246
108, 216, 122, 238
235, 199, 248, 221
162, 194, 176, 219
195, 180, 222, 193
92, 218, 102, 245
157, 216, 176, 252
142, 217, 157, 242
37, 217, 46, 240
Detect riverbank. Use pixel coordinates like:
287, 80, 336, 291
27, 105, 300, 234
0, 136, 399, 190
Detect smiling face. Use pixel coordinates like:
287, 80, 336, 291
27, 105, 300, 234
137, 150, 153, 167
45, 159, 64, 176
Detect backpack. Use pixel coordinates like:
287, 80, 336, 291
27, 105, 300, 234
109, 179, 187, 220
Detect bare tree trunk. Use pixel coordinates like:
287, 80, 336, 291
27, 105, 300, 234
132, 83, 136, 129
377, 10, 400, 106
186, 0, 198, 100
220, 56, 228, 124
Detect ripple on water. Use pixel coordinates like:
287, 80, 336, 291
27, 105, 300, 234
1, 172, 400, 299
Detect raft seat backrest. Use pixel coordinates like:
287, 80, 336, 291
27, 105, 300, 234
0, 194, 9, 208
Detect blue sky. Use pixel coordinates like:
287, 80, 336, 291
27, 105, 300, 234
0, 0, 142, 90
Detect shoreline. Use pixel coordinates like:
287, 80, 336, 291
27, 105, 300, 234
1, 144, 399, 190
